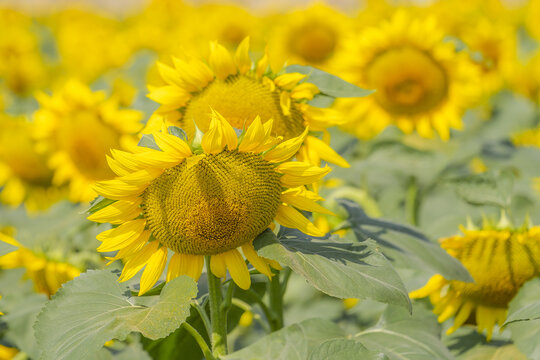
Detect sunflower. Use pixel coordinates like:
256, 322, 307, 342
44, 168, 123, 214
89, 110, 333, 294
410, 222, 540, 341
335, 11, 480, 140
33, 80, 143, 203
147, 38, 349, 168
0, 231, 81, 298
0, 114, 61, 212
265, 4, 353, 71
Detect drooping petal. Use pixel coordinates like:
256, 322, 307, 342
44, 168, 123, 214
118, 241, 160, 282
223, 249, 251, 290
263, 127, 308, 163
96, 219, 146, 252
139, 246, 168, 295
210, 253, 227, 278
242, 242, 272, 278
281, 191, 335, 216
275, 204, 325, 237
275, 162, 331, 187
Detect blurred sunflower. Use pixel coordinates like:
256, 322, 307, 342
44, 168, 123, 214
33, 80, 142, 203
336, 11, 479, 140
511, 51, 540, 104
0, 230, 81, 298
460, 19, 517, 96
0, 9, 47, 95
0, 115, 61, 212
147, 38, 349, 168
89, 111, 332, 294
265, 4, 352, 71
410, 221, 540, 341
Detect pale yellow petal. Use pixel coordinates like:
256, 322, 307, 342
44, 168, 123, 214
274, 73, 307, 90
276, 162, 331, 187
210, 253, 227, 278
235, 37, 251, 74
263, 127, 308, 163
275, 204, 325, 237
139, 246, 168, 295
118, 241, 160, 282
223, 249, 251, 290
209, 42, 237, 80
96, 219, 146, 252
305, 136, 350, 168
242, 242, 272, 278
94, 180, 145, 200
153, 132, 192, 159
87, 199, 142, 224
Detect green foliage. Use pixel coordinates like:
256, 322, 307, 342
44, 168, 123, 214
285, 65, 374, 98
0, 239, 17, 255
340, 199, 472, 282
138, 134, 161, 151
309, 339, 389, 360
254, 229, 411, 310
87, 196, 118, 215
35, 270, 197, 360
168, 126, 188, 141
445, 170, 514, 209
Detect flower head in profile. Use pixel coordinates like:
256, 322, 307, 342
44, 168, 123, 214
410, 219, 540, 341
0, 115, 61, 212
0, 230, 81, 298
335, 11, 479, 140
33, 80, 143, 203
146, 37, 349, 168
89, 110, 333, 294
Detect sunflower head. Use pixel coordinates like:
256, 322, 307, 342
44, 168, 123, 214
336, 11, 480, 140
33, 79, 143, 203
146, 37, 349, 168
410, 219, 540, 341
0, 231, 81, 297
90, 110, 334, 294
0, 115, 61, 211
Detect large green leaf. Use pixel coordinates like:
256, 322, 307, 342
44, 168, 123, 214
223, 318, 345, 360
254, 229, 411, 310
355, 305, 455, 360
339, 199, 472, 282
35, 269, 197, 360
505, 293, 540, 359
445, 171, 513, 209
309, 339, 388, 360
285, 65, 373, 98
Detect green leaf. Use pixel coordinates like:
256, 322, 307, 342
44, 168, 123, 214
138, 134, 161, 151
505, 299, 540, 325
339, 199, 472, 282
307, 94, 335, 108
505, 299, 540, 359
0, 239, 17, 256
285, 65, 373, 98
86, 196, 117, 215
223, 318, 346, 360
355, 306, 455, 360
254, 229, 411, 310
168, 126, 188, 142
445, 171, 513, 208
35, 269, 197, 360
309, 339, 389, 360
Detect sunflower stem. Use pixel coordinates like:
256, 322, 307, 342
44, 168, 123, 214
205, 256, 228, 357
181, 322, 215, 360
268, 270, 284, 331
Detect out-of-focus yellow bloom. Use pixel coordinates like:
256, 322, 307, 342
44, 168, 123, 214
411, 222, 540, 341
511, 51, 540, 104
469, 157, 488, 174
460, 19, 517, 97
33, 80, 142, 203
0, 231, 81, 298
336, 11, 480, 140
0, 344, 18, 360
0, 115, 62, 212
342, 298, 359, 310
0, 9, 47, 95
265, 4, 353, 71
526, 0, 540, 41
239, 311, 254, 327
147, 38, 349, 168
512, 127, 540, 148
46, 9, 134, 82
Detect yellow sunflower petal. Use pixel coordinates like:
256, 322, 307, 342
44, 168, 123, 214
212, 109, 238, 150
178, 253, 204, 281
209, 42, 237, 80
153, 132, 192, 159
210, 253, 227, 278
263, 127, 309, 163
242, 242, 272, 278
235, 37, 251, 74
305, 136, 350, 168
132, 149, 184, 168
94, 180, 145, 201
274, 73, 307, 90
275, 204, 325, 237
446, 301, 474, 335
238, 116, 265, 152
281, 191, 335, 216
223, 249, 251, 290
201, 115, 225, 154
139, 246, 168, 295
167, 253, 181, 282
118, 241, 160, 282
96, 219, 146, 252
280, 91, 291, 116
87, 198, 142, 224
120, 168, 163, 186
110, 230, 151, 263
409, 275, 446, 299
276, 162, 331, 187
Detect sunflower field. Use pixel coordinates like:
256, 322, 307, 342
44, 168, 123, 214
2, 0, 540, 359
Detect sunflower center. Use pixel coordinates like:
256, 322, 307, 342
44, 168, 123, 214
57, 111, 118, 180
0, 124, 52, 185
446, 232, 540, 307
141, 150, 282, 255
183, 74, 305, 140
288, 21, 337, 63
366, 47, 449, 116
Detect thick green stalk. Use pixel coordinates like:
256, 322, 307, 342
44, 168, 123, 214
268, 270, 284, 331
181, 323, 215, 360
206, 256, 228, 357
